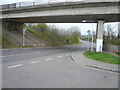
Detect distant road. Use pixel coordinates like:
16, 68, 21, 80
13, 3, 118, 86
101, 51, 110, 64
2, 41, 118, 88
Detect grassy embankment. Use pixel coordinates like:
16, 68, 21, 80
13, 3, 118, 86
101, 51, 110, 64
26, 23, 81, 47
84, 51, 120, 64
28, 29, 81, 46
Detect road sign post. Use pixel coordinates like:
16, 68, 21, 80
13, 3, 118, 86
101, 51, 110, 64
87, 30, 91, 51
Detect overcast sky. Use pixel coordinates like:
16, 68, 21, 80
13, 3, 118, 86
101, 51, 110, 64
1, 0, 118, 35
47, 23, 118, 35
47, 23, 97, 35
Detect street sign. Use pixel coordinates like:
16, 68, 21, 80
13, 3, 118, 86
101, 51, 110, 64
87, 30, 91, 35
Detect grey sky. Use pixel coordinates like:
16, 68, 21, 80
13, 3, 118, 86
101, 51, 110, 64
47, 23, 118, 35
47, 23, 97, 35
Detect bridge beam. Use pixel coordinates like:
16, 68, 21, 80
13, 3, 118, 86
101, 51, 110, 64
96, 20, 104, 52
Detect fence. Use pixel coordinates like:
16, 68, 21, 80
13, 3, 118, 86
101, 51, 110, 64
103, 44, 119, 53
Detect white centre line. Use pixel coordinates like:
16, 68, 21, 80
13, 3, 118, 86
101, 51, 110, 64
2, 52, 41, 58
8, 64, 23, 69
30, 61, 40, 64
66, 54, 70, 56
58, 56, 63, 58
45, 58, 52, 61
2, 55, 14, 57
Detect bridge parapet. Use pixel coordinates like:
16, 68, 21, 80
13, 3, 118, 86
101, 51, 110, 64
0, 0, 119, 10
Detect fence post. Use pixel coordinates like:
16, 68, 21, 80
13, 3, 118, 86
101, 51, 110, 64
19, 2, 21, 8
48, 0, 50, 4
8, 4, 10, 9
33, 2, 35, 7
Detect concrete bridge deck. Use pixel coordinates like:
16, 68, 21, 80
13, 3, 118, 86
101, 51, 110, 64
1, 1, 119, 23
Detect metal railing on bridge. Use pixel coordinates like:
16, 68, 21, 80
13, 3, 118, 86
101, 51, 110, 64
1, 0, 84, 10
1, 0, 119, 10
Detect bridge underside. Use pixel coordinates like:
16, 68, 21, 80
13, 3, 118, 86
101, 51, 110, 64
2, 13, 119, 52
3, 14, 118, 23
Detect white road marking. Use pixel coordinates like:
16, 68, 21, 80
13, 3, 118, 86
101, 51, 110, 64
66, 54, 70, 56
46, 58, 52, 61
2, 55, 14, 57
30, 61, 40, 64
58, 56, 63, 58
8, 64, 23, 69
2, 52, 41, 57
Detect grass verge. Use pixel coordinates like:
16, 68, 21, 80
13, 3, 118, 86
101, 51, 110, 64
21, 46, 33, 48
84, 51, 120, 65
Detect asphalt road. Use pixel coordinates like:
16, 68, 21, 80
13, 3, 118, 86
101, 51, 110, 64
2, 41, 118, 88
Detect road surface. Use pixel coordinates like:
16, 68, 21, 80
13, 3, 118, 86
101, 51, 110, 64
2, 41, 118, 88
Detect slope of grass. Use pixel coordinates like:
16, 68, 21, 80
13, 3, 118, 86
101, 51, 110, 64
27, 29, 81, 46
84, 51, 120, 64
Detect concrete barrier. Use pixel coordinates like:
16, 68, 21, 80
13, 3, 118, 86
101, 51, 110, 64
103, 44, 119, 53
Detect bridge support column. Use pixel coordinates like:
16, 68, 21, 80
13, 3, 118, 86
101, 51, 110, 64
96, 20, 104, 52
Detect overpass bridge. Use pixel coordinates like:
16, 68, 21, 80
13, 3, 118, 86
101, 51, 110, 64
0, 0, 119, 52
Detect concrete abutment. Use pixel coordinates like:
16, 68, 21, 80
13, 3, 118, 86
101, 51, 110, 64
2, 20, 24, 33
